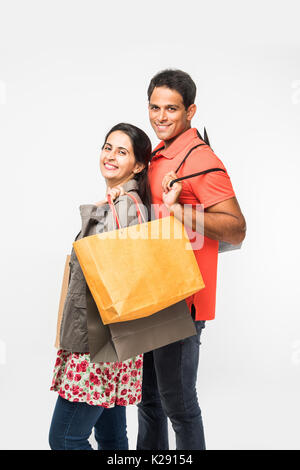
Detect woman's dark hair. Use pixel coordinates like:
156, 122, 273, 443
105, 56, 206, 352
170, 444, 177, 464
103, 123, 152, 219
147, 69, 196, 110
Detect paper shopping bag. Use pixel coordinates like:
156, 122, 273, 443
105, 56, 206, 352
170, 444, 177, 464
73, 201, 205, 325
107, 299, 197, 361
87, 282, 197, 362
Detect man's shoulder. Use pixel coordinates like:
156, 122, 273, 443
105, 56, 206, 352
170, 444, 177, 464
182, 142, 227, 172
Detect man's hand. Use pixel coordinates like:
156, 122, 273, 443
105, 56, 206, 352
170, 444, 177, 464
162, 171, 182, 209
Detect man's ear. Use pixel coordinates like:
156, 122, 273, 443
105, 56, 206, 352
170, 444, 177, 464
187, 103, 197, 121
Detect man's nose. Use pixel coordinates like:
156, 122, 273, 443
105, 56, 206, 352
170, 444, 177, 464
158, 109, 167, 122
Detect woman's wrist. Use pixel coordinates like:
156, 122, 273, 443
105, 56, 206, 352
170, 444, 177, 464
94, 199, 108, 207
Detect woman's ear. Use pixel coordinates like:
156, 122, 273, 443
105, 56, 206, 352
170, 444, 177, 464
133, 163, 146, 175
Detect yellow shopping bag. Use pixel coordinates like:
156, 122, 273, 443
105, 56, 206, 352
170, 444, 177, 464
73, 193, 205, 324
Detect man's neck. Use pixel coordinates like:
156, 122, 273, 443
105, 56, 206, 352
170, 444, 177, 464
163, 125, 191, 150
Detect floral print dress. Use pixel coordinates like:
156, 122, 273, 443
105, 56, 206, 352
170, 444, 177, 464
50, 349, 143, 408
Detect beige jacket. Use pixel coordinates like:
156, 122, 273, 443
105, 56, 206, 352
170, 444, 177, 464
59, 179, 147, 353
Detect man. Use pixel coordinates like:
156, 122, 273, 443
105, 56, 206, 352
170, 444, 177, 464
136, 69, 246, 450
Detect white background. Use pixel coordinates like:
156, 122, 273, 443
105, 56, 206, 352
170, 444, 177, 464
0, 0, 299, 450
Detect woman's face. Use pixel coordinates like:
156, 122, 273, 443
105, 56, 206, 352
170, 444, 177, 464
100, 131, 144, 188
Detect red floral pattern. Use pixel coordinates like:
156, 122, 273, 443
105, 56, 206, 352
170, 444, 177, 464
50, 349, 143, 408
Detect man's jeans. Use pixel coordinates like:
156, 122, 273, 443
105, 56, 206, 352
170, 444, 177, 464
49, 395, 128, 450
137, 316, 206, 450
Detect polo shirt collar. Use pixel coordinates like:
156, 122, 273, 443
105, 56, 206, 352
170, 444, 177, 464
153, 128, 198, 159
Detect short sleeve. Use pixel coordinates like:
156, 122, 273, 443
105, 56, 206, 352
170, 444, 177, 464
183, 147, 236, 209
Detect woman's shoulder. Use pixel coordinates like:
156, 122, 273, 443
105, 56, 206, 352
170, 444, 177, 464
115, 189, 143, 207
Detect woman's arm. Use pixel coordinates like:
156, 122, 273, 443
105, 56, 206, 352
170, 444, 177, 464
103, 185, 147, 229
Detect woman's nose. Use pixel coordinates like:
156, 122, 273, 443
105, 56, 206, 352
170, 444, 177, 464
107, 150, 117, 159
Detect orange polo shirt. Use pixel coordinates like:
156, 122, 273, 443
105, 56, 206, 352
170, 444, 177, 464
148, 128, 236, 321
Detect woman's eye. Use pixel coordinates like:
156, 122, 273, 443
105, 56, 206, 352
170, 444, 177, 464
119, 150, 126, 156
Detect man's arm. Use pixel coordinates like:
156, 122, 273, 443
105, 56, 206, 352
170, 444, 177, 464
169, 196, 246, 245
162, 171, 246, 245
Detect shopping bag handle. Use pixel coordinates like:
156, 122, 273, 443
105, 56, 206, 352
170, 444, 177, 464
107, 191, 146, 229
169, 167, 226, 187
163, 128, 226, 187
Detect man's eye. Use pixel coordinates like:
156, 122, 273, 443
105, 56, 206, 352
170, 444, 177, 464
151, 106, 159, 110
168, 107, 176, 111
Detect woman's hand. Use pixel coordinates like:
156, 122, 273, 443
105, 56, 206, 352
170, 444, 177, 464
94, 185, 125, 206
161, 171, 182, 209
106, 185, 125, 202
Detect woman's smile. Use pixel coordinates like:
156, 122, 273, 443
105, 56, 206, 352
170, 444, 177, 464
104, 162, 119, 170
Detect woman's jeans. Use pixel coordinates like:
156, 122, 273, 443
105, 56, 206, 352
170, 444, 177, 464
49, 396, 128, 450
137, 317, 206, 450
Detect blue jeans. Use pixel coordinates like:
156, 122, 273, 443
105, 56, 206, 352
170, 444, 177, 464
49, 395, 128, 450
136, 316, 206, 450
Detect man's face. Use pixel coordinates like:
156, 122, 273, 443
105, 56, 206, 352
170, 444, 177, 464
148, 86, 195, 145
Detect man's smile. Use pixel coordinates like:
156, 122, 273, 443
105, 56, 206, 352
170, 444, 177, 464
155, 123, 172, 131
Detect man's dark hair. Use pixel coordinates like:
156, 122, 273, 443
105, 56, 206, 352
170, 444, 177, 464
147, 69, 196, 109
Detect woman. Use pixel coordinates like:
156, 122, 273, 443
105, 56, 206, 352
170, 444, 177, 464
49, 123, 152, 450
